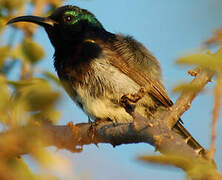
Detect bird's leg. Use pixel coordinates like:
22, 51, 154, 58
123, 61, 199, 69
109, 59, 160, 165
87, 116, 96, 139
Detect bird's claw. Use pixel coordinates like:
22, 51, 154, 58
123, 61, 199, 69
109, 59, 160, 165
121, 87, 146, 104
87, 118, 98, 139
120, 87, 146, 115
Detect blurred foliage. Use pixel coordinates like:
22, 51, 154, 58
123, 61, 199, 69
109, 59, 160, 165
138, 154, 222, 180
172, 82, 203, 94
204, 30, 222, 47
0, 0, 222, 179
21, 38, 45, 64
0, 0, 75, 179
177, 49, 222, 72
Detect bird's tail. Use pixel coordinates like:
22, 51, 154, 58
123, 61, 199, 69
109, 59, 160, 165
173, 121, 206, 158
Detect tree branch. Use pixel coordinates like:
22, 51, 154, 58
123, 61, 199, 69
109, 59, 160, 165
0, 113, 201, 158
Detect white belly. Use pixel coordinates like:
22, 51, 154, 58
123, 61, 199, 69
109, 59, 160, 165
71, 59, 140, 123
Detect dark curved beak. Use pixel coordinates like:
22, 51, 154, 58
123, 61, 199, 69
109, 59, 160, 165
7, 15, 56, 27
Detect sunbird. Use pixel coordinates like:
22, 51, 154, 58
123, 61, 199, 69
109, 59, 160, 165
8, 5, 206, 157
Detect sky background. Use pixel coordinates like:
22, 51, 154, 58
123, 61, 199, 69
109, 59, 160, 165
21, 0, 222, 179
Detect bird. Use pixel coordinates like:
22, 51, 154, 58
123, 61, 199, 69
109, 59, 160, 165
7, 5, 206, 158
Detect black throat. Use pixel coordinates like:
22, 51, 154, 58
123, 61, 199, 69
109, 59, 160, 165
52, 22, 115, 79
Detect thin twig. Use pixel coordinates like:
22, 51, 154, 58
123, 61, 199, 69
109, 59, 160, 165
210, 72, 222, 159
164, 68, 214, 128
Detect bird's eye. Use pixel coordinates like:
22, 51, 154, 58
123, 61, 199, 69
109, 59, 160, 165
63, 15, 74, 23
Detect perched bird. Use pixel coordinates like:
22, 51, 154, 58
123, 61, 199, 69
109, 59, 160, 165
8, 5, 206, 157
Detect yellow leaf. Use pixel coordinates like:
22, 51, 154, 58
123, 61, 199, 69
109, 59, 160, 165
0, 46, 10, 67
0, 75, 11, 123
42, 71, 61, 86
7, 80, 34, 87
172, 82, 203, 94
7, 79, 61, 124
25, 85, 60, 111
6, 158, 36, 180
138, 155, 192, 171
177, 49, 222, 72
138, 155, 218, 180
22, 38, 45, 63
0, 0, 25, 11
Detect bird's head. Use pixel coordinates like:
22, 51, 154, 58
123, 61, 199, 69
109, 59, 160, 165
7, 5, 104, 48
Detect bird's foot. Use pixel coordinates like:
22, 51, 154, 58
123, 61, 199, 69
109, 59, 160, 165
120, 87, 146, 115
122, 87, 146, 103
120, 95, 136, 115
106, 117, 118, 127
87, 118, 111, 140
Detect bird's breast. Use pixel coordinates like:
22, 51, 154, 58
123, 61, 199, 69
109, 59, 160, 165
55, 38, 157, 123
58, 53, 142, 122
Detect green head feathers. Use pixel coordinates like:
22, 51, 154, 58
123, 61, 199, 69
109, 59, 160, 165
63, 10, 102, 27
49, 5, 103, 28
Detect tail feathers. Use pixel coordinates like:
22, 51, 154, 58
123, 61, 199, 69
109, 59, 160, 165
173, 121, 206, 157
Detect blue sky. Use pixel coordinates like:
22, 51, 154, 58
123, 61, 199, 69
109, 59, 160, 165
28, 0, 222, 179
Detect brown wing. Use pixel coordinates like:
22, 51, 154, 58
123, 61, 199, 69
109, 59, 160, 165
107, 53, 173, 107
104, 35, 173, 107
